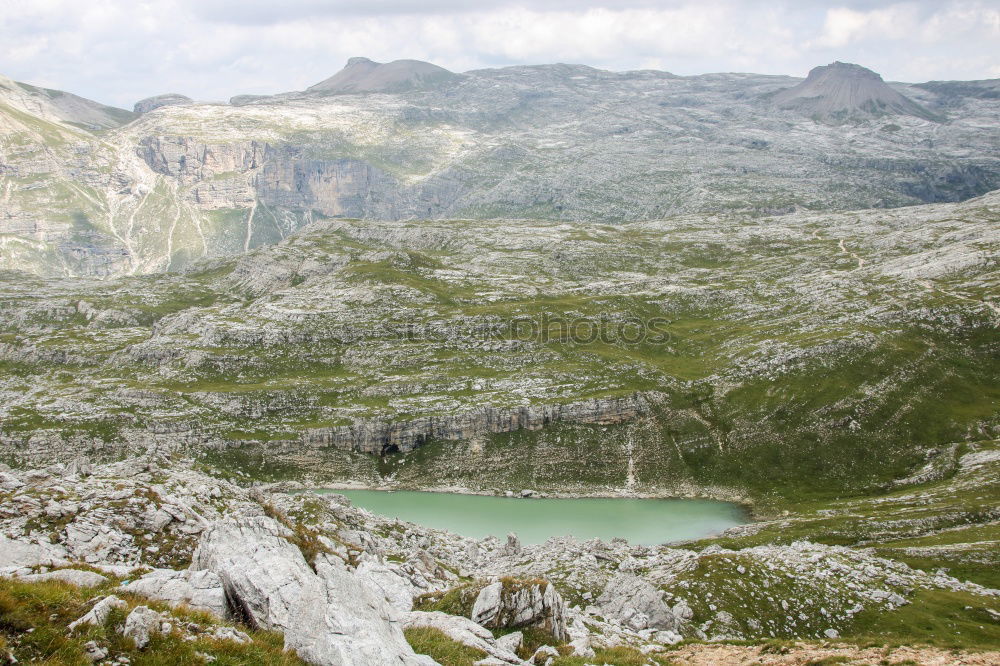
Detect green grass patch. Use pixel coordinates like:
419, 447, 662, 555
403, 626, 486, 665
846, 589, 1000, 651
0, 577, 304, 665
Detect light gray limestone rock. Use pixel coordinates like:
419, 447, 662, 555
596, 574, 679, 632
18, 569, 107, 587
189, 516, 314, 631
285, 562, 435, 666
68, 595, 127, 631
471, 579, 567, 641
125, 568, 227, 617
0, 534, 69, 569
122, 605, 164, 649
354, 559, 417, 612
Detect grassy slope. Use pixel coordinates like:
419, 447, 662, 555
0, 574, 301, 665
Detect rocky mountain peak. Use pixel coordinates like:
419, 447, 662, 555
773, 61, 937, 122
346, 56, 378, 67
306, 56, 458, 94
133, 93, 193, 114
819, 61, 884, 81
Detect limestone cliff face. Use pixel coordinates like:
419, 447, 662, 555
254, 155, 400, 218
136, 136, 402, 217
137, 136, 266, 185
0, 393, 654, 464
297, 394, 652, 455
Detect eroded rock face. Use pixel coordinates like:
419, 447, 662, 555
306, 57, 459, 94
189, 516, 315, 631
354, 559, 418, 612
190, 515, 434, 665
471, 579, 568, 642
286, 562, 435, 666
595, 574, 680, 632
4, 57, 998, 279
301, 395, 648, 455
773, 62, 934, 122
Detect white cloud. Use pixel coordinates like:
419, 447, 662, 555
813, 2, 997, 48
0, 0, 996, 108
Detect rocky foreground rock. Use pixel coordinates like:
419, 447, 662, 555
1, 454, 997, 664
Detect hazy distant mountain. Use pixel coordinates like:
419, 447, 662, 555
0, 74, 135, 130
306, 57, 459, 94
134, 93, 193, 114
772, 61, 937, 122
914, 78, 1000, 104
1, 59, 998, 277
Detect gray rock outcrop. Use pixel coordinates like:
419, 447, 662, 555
287, 562, 436, 666
596, 573, 680, 631
122, 605, 164, 648
68, 595, 127, 631
18, 569, 107, 587
133, 93, 193, 114
773, 61, 936, 122
189, 516, 315, 631
471, 579, 567, 641
494, 631, 523, 655
307, 57, 459, 94
191, 516, 434, 665
125, 568, 227, 617
354, 559, 418, 612
301, 395, 648, 456
0, 534, 69, 570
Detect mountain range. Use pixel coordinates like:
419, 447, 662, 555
1, 58, 998, 277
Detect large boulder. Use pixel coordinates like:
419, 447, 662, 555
595, 573, 679, 631
403, 610, 523, 664
122, 605, 165, 649
285, 562, 435, 666
0, 471, 24, 491
125, 568, 227, 617
191, 517, 434, 665
189, 516, 315, 631
471, 579, 567, 641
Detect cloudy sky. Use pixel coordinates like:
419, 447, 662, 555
2, 0, 998, 109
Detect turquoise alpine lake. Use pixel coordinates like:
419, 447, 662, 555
312, 489, 747, 545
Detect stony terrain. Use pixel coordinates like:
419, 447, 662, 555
0, 190, 996, 502
1, 55, 998, 665
0, 450, 997, 665
1, 59, 998, 276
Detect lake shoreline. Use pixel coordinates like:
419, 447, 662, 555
301, 486, 751, 546
280, 479, 763, 522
